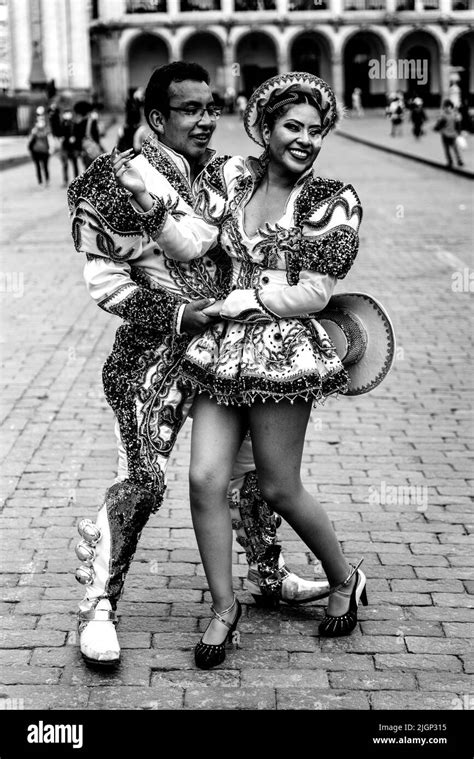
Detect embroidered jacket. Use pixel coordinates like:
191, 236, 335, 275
156, 155, 362, 323
67, 136, 230, 336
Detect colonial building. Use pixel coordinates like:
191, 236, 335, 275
2, 0, 473, 111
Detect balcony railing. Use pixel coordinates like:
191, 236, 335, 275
125, 0, 167, 11
289, 0, 329, 9
180, 0, 221, 8
234, 0, 277, 9
344, 0, 386, 8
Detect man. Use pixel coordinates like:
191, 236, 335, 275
68, 62, 328, 666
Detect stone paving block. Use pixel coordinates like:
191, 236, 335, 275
151, 670, 240, 688
371, 691, 465, 710
88, 686, 184, 710
184, 686, 276, 710
329, 671, 417, 690
30, 647, 79, 667
375, 654, 463, 672
291, 652, 375, 671
416, 673, 474, 694
0, 685, 90, 710
0, 615, 38, 629
360, 621, 444, 637
407, 606, 474, 622
61, 662, 151, 687
276, 689, 370, 710
391, 579, 465, 593
405, 636, 472, 655
0, 630, 66, 648
442, 623, 474, 637
241, 668, 328, 688
0, 667, 62, 685
221, 650, 289, 668
0, 650, 32, 665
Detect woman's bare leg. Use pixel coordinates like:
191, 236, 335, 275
189, 394, 247, 642
248, 399, 355, 614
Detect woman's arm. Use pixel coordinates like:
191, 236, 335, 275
216, 183, 362, 324
112, 148, 218, 262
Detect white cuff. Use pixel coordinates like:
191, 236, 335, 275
176, 303, 187, 335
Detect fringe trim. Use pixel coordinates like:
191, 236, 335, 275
180, 358, 349, 407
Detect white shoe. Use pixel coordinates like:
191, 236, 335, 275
247, 566, 330, 606
78, 599, 120, 666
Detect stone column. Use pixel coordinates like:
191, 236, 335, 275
69, 0, 92, 90
167, 0, 180, 18
221, 0, 234, 13
100, 31, 125, 110
8, 0, 31, 91
331, 54, 343, 102
440, 51, 451, 101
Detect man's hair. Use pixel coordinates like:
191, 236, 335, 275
442, 99, 454, 109
144, 61, 210, 124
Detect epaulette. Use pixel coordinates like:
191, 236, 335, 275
294, 176, 345, 226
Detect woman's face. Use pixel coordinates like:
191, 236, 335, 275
265, 103, 322, 176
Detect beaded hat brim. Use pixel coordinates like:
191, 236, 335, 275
317, 292, 396, 396
244, 72, 339, 147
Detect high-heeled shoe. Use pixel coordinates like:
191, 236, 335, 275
318, 567, 368, 638
194, 596, 242, 670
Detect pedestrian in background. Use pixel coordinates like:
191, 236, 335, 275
58, 109, 80, 186
74, 101, 103, 170
410, 97, 427, 140
386, 93, 404, 137
351, 87, 364, 117
236, 92, 248, 120
434, 99, 464, 168
27, 109, 52, 187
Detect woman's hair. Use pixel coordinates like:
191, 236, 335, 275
144, 61, 210, 124
262, 90, 325, 133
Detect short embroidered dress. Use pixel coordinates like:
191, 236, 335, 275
169, 155, 362, 406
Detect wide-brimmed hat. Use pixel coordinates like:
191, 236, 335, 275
317, 292, 395, 396
244, 72, 340, 147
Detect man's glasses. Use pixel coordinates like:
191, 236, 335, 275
168, 106, 223, 121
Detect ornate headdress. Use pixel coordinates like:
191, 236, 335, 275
244, 72, 341, 147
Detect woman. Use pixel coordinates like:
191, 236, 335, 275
27, 110, 52, 187
113, 73, 367, 669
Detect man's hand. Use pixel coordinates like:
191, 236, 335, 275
181, 298, 220, 336
111, 147, 147, 199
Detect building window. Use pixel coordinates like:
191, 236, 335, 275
289, 0, 328, 8
180, 0, 221, 8
395, 0, 414, 7
422, 0, 439, 7
126, 0, 167, 12
452, 0, 474, 7
235, 0, 277, 9
344, 0, 386, 9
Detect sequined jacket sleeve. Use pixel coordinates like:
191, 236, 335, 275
68, 155, 186, 335
221, 181, 362, 323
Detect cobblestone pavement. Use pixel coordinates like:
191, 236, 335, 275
0, 121, 473, 712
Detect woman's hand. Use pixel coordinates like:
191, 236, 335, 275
201, 299, 225, 318
111, 147, 145, 197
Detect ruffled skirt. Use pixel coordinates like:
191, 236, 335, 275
180, 316, 349, 406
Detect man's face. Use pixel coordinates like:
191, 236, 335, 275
155, 80, 217, 164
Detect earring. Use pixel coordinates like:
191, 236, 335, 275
260, 142, 270, 166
